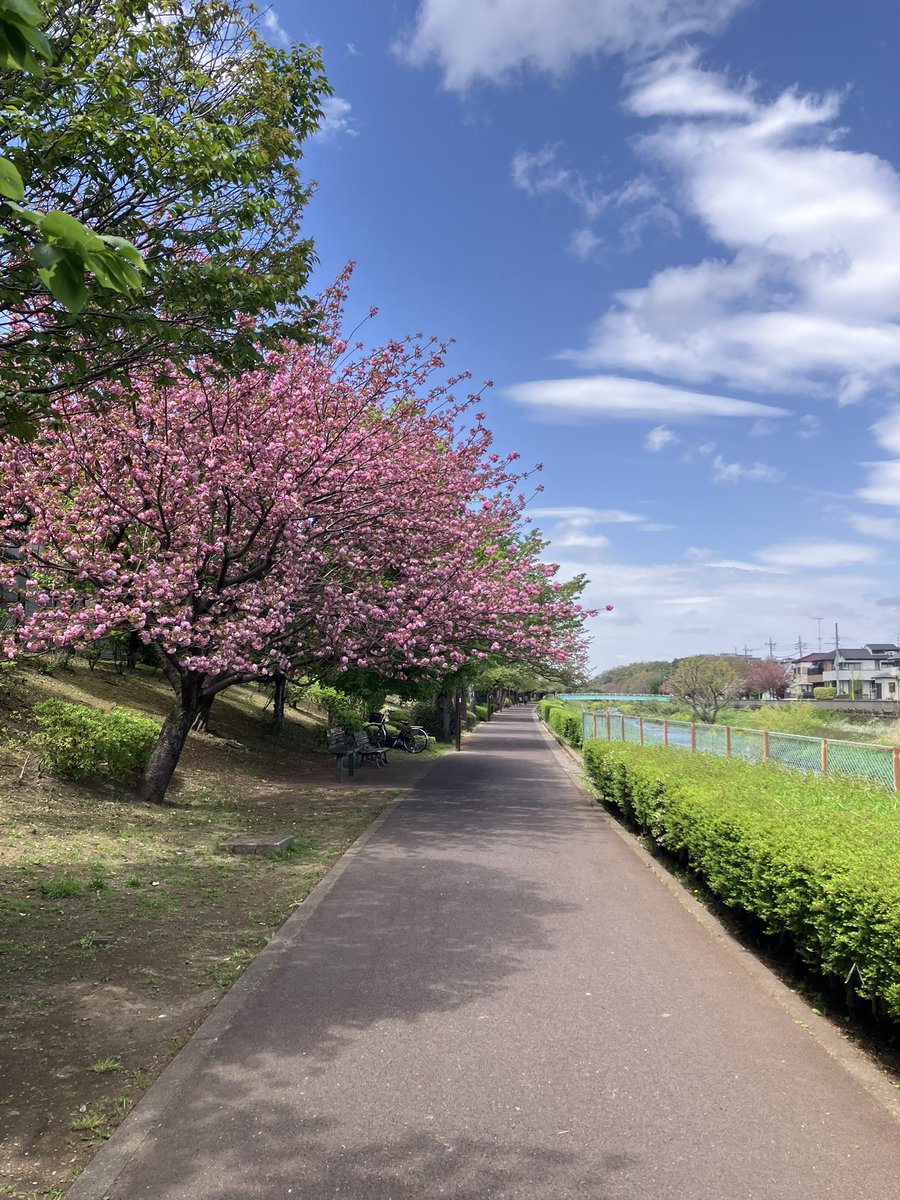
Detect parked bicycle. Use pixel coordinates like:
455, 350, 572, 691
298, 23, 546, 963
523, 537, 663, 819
366, 712, 429, 754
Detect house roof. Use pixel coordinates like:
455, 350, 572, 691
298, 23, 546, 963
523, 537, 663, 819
793, 652, 834, 663
865, 643, 899, 653
838, 648, 876, 660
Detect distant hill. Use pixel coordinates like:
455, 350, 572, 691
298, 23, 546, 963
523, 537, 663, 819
584, 660, 673, 695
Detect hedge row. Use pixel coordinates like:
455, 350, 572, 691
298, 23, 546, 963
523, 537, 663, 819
538, 701, 582, 748
582, 739, 900, 1018
33, 699, 161, 782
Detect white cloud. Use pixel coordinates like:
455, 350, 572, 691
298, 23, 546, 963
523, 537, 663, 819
511, 146, 607, 220
711, 455, 783, 484
569, 227, 603, 260
750, 418, 776, 438
757, 540, 878, 568
506, 375, 790, 421
645, 424, 678, 452
316, 96, 357, 141
261, 8, 288, 45
626, 48, 756, 117
396, 0, 750, 90
529, 506, 645, 523
857, 407, 900, 508
704, 559, 786, 574
797, 414, 821, 440
571, 66, 900, 403
857, 461, 900, 508
846, 513, 900, 541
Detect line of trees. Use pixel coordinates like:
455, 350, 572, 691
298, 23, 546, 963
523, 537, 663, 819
0, 1, 596, 803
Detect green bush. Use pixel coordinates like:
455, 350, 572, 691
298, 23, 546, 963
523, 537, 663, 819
33, 700, 160, 782
303, 684, 364, 732
582, 739, 900, 1018
717, 701, 840, 736
541, 703, 582, 747
813, 687, 837, 700
474, 704, 489, 721
409, 701, 442, 738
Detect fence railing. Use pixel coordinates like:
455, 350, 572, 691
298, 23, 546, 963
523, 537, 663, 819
581, 711, 900, 793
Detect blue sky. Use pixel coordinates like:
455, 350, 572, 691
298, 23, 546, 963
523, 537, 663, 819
268, 1, 900, 672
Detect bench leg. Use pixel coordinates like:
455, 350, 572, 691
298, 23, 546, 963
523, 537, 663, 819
348, 751, 356, 777
335, 754, 344, 782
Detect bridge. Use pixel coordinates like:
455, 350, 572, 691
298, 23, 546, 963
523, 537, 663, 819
556, 693, 671, 702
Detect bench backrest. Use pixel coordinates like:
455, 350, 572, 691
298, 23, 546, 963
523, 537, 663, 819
327, 728, 350, 753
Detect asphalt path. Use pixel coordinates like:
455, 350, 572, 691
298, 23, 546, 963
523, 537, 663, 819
69, 707, 900, 1199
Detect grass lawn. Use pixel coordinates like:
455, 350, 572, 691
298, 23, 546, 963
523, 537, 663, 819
0, 660, 441, 1198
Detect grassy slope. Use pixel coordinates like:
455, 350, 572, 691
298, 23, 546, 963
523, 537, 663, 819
0, 659, 433, 1198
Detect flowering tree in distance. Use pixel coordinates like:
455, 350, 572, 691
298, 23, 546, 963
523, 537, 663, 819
745, 659, 793, 699
0, 275, 589, 802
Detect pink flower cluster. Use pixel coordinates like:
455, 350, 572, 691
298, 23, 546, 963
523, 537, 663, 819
0, 272, 592, 692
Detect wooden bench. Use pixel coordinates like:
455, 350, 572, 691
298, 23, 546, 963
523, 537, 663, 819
353, 729, 389, 768
327, 728, 355, 781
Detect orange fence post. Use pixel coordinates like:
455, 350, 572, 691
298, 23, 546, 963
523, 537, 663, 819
620, 714, 626, 742
663, 720, 669, 746
893, 746, 900, 793
639, 716, 644, 745
763, 730, 770, 762
690, 723, 696, 752
606, 712, 611, 741
725, 726, 731, 756
821, 738, 828, 778
592, 712, 598, 738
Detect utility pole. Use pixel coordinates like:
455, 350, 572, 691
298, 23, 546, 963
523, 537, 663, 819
812, 616, 823, 652
767, 636, 776, 659
834, 622, 841, 697
742, 644, 752, 659
796, 635, 806, 657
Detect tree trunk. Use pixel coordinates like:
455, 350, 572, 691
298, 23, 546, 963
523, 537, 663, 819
126, 630, 141, 670
438, 691, 453, 742
273, 673, 286, 723
139, 680, 202, 804
191, 694, 215, 732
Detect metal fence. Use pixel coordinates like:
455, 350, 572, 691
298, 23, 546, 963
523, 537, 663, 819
581, 711, 900, 792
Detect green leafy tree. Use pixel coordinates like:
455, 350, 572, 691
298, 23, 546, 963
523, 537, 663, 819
667, 655, 746, 724
0, 0, 329, 432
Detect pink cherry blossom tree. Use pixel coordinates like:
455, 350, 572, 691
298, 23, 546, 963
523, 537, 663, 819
0, 273, 590, 801
744, 659, 793, 699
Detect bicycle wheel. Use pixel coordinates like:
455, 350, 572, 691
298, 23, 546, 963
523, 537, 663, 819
406, 732, 428, 754
366, 723, 387, 747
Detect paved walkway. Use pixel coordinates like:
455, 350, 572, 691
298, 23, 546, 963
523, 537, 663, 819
70, 708, 900, 1199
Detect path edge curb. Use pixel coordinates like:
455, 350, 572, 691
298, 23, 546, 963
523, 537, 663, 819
64, 796, 407, 1200
533, 709, 900, 1125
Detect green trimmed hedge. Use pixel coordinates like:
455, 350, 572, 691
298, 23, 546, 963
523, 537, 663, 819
474, 704, 489, 721
582, 739, 900, 1018
538, 701, 582, 748
33, 700, 160, 782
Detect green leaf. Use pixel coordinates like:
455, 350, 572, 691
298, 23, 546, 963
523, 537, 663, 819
0, 17, 49, 72
0, 153, 24, 201
35, 248, 88, 313
2, 0, 47, 25
32, 240, 63, 269
85, 248, 143, 294
38, 210, 105, 252
4, 198, 41, 224
98, 234, 147, 271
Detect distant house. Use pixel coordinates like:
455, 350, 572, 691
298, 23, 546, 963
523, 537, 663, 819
790, 644, 900, 700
